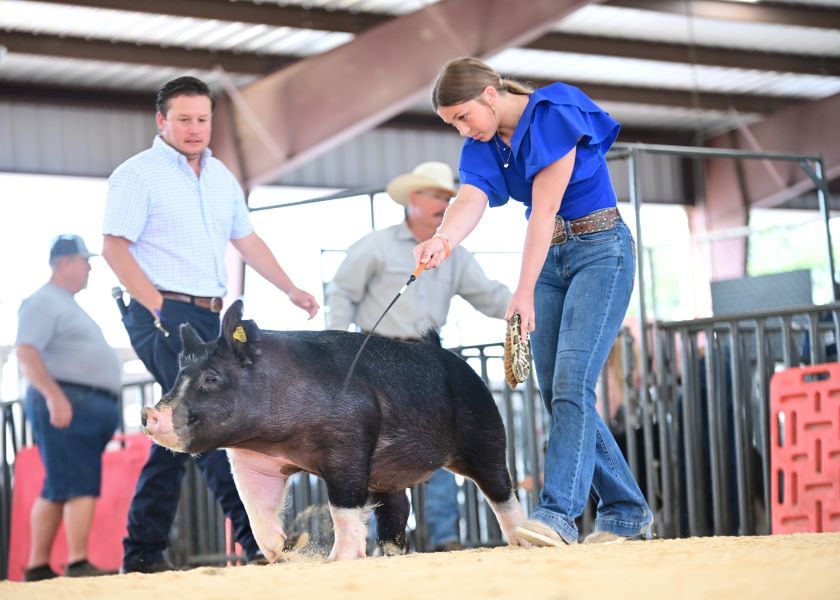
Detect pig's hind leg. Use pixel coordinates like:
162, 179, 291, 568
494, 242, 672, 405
449, 454, 529, 548
227, 449, 290, 563
370, 490, 410, 556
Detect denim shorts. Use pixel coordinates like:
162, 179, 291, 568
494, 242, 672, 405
24, 383, 120, 502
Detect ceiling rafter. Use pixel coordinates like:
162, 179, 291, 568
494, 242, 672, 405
20, 0, 837, 76
604, 0, 840, 30
32, 0, 840, 31
29, 0, 840, 33
0, 30, 297, 74
527, 33, 839, 78
384, 112, 695, 145
0, 74, 800, 117
6, 28, 835, 80
0, 81, 693, 146
512, 78, 797, 114
27, 0, 390, 32
0, 82, 154, 111
24, 0, 840, 56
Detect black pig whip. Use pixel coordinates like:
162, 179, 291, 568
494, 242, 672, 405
339, 263, 426, 395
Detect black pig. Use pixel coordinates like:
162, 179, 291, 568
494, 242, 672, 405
141, 300, 528, 561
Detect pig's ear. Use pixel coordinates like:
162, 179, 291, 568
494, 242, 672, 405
179, 324, 206, 367
222, 299, 245, 334
235, 319, 262, 366
180, 323, 205, 353
221, 301, 261, 366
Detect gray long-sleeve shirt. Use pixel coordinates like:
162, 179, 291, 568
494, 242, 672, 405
325, 222, 511, 339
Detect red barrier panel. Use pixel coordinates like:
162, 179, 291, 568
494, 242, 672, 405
7, 433, 151, 580
770, 363, 840, 534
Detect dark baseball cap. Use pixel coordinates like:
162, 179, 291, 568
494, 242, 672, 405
49, 234, 97, 262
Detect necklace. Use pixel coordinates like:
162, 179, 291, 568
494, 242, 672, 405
494, 134, 512, 169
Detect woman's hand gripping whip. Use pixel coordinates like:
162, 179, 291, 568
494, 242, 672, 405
339, 263, 427, 395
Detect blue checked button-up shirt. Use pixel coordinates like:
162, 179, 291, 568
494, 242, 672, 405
103, 136, 254, 297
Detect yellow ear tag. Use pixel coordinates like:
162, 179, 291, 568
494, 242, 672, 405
232, 325, 248, 343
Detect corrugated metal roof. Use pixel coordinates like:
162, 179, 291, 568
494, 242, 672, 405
0, 0, 837, 136
555, 4, 840, 57
256, 0, 437, 15
0, 53, 255, 92
0, 0, 352, 56
488, 49, 840, 99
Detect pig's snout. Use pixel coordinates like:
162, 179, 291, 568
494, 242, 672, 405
141, 405, 175, 440
141, 406, 161, 430
141, 404, 183, 451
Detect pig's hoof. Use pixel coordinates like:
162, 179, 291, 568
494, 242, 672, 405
328, 544, 365, 561
372, 542, 405, 557
254, 531, 287, 563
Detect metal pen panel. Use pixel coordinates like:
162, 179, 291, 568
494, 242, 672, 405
753, 319, 771, 535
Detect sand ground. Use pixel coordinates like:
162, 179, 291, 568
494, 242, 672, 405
3, 532, 838, 600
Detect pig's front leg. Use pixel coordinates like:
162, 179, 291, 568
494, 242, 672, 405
323, 471, 370, 560
227, 448, 289, 563
328, 506, 367, 561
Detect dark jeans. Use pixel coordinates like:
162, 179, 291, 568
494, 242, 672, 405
122, 298, 259, 566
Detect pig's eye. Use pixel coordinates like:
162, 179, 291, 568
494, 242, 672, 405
198, 370, 221, 391
187, 412, 199, 425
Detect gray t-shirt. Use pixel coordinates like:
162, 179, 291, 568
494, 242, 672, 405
16, 283, 122, 395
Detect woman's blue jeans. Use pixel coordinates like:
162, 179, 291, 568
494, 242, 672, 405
529, 218, 652, 543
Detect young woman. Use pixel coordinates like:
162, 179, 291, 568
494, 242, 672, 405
414, 57, 653, 546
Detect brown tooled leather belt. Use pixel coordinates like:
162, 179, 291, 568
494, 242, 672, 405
159, 290, 223, 313
551, 207, 620, 246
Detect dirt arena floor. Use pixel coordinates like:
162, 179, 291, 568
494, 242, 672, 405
4, 532, 838, 600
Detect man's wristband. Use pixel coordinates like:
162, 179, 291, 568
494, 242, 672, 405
432, 232, 452, 259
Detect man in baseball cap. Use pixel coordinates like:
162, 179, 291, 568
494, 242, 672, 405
17, 233, 120, 580
324, 162, 511, 553
49, 234, 98, 262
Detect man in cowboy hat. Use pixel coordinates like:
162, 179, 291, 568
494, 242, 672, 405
325, 161, 511, 552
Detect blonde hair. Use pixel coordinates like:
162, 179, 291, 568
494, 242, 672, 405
432, 57, 532, 110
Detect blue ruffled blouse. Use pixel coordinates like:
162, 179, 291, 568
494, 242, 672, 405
459, 82, 619, 220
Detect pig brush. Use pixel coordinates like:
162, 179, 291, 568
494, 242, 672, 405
504, 313, 531, 390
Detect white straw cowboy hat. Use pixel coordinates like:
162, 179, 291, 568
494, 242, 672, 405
386, 161, 457, 206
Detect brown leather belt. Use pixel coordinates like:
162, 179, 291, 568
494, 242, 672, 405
159, 290, 223, 313
551, 207, 619, 246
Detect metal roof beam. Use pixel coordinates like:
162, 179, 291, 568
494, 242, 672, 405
0, 30, 297, 75
527, 33, 840, 77
706, 92, 840, 207
6, 29, 834, 80
525, 78, 797, 115
0, 75, 799, 119
27, 0, 389, 32
27, 1, 837, 74
39, 0, 840, 32
222, 0, 597, 186
0, 82, 154, 111
605, 0, 840, 30
384, 112, 695, 145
